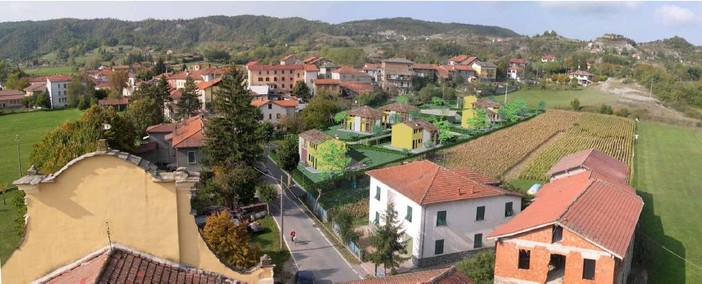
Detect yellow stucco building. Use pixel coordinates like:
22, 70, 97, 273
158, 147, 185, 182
391, 119, 439, 150
299, 130, 348, 171
461, 95, 478, 128
2, 141, 274, 283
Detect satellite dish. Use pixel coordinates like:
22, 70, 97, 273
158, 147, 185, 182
102, 124, 112, 130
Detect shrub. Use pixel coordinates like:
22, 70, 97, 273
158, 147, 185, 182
456, 251, 495, 284
570, 99, 581, 111
599, 104, 614, 115
615, 108, 631, 117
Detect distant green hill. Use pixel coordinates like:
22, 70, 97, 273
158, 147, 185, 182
0, 15, 521, 60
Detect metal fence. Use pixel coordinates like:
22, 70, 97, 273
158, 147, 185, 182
304, 191, 329, 223
332, 222, 363, 260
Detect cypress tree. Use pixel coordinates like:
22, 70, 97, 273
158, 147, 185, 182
176, 76, 201, 118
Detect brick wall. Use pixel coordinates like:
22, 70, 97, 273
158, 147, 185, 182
494, 225, 619, 283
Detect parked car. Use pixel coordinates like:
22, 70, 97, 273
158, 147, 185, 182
294, 270, 316, 284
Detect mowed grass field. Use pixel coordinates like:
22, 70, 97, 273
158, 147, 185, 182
634, 121, 702, 283
0, 109, 82, 262
24, 66, 74, 77
489, 88, 616, 109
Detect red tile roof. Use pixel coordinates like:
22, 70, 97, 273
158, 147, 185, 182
410, 64, 440, 70
197, 77, 222, 90
98, 98, 129, 106
29, 76, 47, 83
472, 99, 501, 109
304, 56, 324, 65
348, 105, 384, 119
449, 54, 469, 63
250, 99, 298, 108
44, 247, 234, 283
170, 89, 182, 100
547, 148, 629, 186
542, 54, 556, 60
24, 81, 47, 92
0, 89, 26, 100
367, 160, 519, 205
508, 66, 522, 71
402, 119, 439, 132
339, 81, 374, 94
299, 129, 331, 144
343, 265, 472, 284
380, 102, 418, 113
304, 64, 319, 72
362, 63, 380, 70
247, 64, 304, 71
489, 170, 643, 259
45, 75, 72, 82
441, 65, 474, 72
172, 115, 205, 149
146, 123, 175, 133
509, 58, 528, 64
459, 57, 478, 66
334, 66, 372, 77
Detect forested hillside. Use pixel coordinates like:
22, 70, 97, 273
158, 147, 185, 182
0, 16, 519, 60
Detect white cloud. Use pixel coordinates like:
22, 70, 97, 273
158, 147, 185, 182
655, 5, 699, 28
540, 1, 639, 14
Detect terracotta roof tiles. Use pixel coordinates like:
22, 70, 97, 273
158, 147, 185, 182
299, 129, 331, 144
343, 265, 472, 284
348, 106, 384, 119
380, 102, 418, 113
171, 115, 205, 149
547, 148, 629, 186
247, 64, 304, 71
367, 160, 519, 205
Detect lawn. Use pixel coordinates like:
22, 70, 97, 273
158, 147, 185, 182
0, 109, 83, 186
323, 125, 370, 141
0, 188, 23, 263
489, 88, 616, 109
347, 147, 406, 168
251, 216, 290, 276
0, 109, 82, 262
24, 66, 75, 77
634, 121, 702, 283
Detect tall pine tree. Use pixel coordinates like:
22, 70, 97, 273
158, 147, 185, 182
176, 76, 201, 119
368, 201, 409, 275
203, 67, 263, 168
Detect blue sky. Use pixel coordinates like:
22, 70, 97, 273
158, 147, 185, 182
2, 1, 702, 44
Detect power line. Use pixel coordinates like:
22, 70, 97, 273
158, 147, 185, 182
640, 232, 702, 272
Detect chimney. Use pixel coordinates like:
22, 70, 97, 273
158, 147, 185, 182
97, 139, 108, 151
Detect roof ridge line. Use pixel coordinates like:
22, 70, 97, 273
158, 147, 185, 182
418, 163, 441, 205
588, 174, 641, 199
556, 178, 595, 222
172, 118, 204, 148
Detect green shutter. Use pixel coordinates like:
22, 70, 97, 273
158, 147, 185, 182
405, 206, 413, 222
437, 211, 447, 226
435, 239, 444, 255
505, 202, 514, 217
476, 206, 485, 221
474, 233, 483, 248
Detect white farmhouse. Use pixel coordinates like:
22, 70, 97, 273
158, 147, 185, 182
366, 160, 522, 267
251, 99, 298, 129
45, 75, 72, 109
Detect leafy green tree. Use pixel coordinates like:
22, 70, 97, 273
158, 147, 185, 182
456, 251, 495, 284
335, 208, 359, 244
316, 139, 351, 172
498, 100, 529, 123
333, 111, 348, 124
126, 97, 164, 136
257, 121, 275, 143
368, 201, 409, 275
34, 89, 51, 109
599, 104, 614, 115
292, 81, 311, 102
396, 95, 410, 104
302, 91, 339, 130
66, 76, 87, 108
84, 56, 100, 70
109, 70, 129, 95
431, 118, 455, 144
570, 99, 581, 111
176, 76, 201, 119
467, 108, 488, 129
256, 183, 278, 214
202, 211, 259, 269
30, 105, 136, 172
155, 57, 167, 75
203, 66, 263, 169
277, 135, 300, 172
538, 100, 546, 110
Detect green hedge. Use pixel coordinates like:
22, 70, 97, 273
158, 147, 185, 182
348, 144, 411, 157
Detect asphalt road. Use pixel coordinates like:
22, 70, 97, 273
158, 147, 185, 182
261, 147, 364, 283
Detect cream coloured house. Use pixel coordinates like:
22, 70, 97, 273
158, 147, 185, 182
3, 140, 274, 283
366, 160, 522, 267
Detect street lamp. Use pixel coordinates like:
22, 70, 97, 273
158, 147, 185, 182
15, 134, 22, 178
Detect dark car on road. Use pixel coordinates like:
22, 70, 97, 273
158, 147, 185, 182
294, 270, 316, 284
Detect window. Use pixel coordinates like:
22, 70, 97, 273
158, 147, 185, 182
474, 233, 483, 248
476, 206, 485, 221
268, 103, 272, 109
187, 151, 196, 164
258, 71, 261, 75
63, 83, 66, 88
374, 186, 380, 200
583, 259, 596, 280
436, 210, 446, 226
373, 212, 379, 225
274, 71, 277, 75
505, 202, 514, 217
290, 84, 293, 88
268, 114, 272, 120
290, 70, 293, 74
274, 77, 278, 81
518, 249, 531, 269
265, 77, 270, 82
258, 78, 263, 82
552, 225, 563, 243
434, 240, 444, 255
405, 206, 413, 222
276, 113, 281, 119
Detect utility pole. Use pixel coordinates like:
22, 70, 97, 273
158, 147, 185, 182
15, 134, 22, 178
